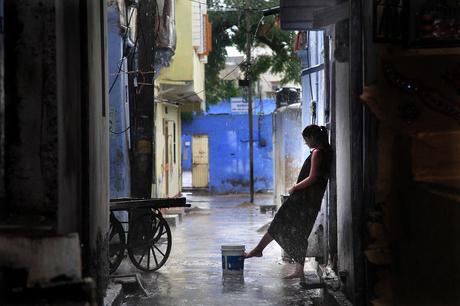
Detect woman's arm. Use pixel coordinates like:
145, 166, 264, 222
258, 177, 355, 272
288, 149, 323, 194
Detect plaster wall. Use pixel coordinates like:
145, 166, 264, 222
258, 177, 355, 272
272, 104, 303, 207
0, 233, 81, 285
83, 2, 110, 301
108, 6, 131, 199
4, 0, 58, 225
1, 1, 109, 302
157, 0, 206, 111
335, 61, 354, 294
0, 0, 4, 212
160, 0, 193, 81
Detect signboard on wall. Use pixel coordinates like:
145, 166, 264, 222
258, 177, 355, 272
231, 97, 247, 113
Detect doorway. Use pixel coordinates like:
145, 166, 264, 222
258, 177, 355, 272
191, 134, 209, 188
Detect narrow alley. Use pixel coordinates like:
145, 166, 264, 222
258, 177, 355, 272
116, 193, 330, 306
2, 1, 460, 305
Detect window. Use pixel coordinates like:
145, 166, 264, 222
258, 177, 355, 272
192, 4, 212, 56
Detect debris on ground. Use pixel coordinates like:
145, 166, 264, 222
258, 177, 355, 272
235, 201, 255, 207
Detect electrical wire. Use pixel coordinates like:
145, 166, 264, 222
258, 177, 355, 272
109, 6, 139, 134
110, 125, 131, 135
112, 3, 268, 134
252, 15, 264, 45
108, 7, 136, 95
110, 0, 165, 134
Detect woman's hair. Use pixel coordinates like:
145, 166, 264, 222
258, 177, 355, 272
302, 124, 330, 146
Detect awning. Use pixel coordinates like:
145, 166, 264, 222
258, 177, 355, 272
280, 0, 349, 31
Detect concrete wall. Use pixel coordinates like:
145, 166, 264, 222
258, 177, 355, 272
335, 59, 354, 295
159, 0, 205, 101
0, 0, 3, 217
4, 0, 58, 226
1, 1, 109, 303
182, 103, 274, 193
272, 104, 303, 206
108, 5, 131, 199
161, 0, 193, 81
84, 2, 110, 301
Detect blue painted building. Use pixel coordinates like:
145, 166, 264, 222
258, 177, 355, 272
182, 99, 276, 193
108, 5, 131, 199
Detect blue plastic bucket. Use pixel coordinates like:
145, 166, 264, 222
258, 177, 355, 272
221, 245, 245, 274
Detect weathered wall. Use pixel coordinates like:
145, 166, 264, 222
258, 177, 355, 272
4, 0, 58, 227
108, 5, 131, 199
335, 59, 355, 295
84, 1, 110, 302
1, 1, 109, 304
182, 106, 274, 193
272, 104, 303, 207
0, 0, 4, 218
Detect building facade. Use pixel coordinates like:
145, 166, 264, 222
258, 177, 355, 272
182, 99, 275, 193
0, 1, 109, 304
280, 0, 460, 305
154, 0, 209, 197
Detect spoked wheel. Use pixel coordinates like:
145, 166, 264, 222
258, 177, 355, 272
109, 214, 126, 274
127, 212, 172, 272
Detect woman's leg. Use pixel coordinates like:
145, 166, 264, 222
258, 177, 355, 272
244, 232, 273, 258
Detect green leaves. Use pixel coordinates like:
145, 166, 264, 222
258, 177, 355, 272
205, 0, 300, 105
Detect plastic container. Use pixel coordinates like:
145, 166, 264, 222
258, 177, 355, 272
221, 245, 245, 274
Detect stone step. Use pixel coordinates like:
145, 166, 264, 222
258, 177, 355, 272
259, 205, 277, 214
164, 208, 184, 221
163, 214, 180, 227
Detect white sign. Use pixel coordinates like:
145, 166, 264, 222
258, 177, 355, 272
231, 97, 247, 113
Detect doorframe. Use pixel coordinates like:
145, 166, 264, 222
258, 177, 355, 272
191, 134, 209, 189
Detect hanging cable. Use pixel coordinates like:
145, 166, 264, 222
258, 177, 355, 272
108, 7, 137, 95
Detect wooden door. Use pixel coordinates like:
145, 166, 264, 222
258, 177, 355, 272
164, 120, 177, 197
192, 135, 209, 188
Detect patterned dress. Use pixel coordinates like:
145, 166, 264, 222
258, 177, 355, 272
268, 147, 332, 264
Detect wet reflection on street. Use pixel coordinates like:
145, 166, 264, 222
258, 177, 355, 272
119, 193, 324, 306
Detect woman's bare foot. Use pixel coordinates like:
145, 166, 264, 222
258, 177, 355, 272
244, 248, 263, 259
283, 264, 305, 279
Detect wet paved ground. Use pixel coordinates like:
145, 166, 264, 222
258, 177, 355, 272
118, 192, 326, 306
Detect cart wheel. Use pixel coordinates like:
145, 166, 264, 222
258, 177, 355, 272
127, 213, 172, 272
109, 214, 126, 274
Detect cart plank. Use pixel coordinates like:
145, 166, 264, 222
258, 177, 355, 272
110, 197, 189, 211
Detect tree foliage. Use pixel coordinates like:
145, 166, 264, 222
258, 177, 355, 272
205, 0, 301, 105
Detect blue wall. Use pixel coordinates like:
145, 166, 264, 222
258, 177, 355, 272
206, 98, 276, 115
108, 7, 131, 199
182, 99, 275, 193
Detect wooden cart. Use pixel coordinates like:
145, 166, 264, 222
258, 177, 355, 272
109, 197, 190, 273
